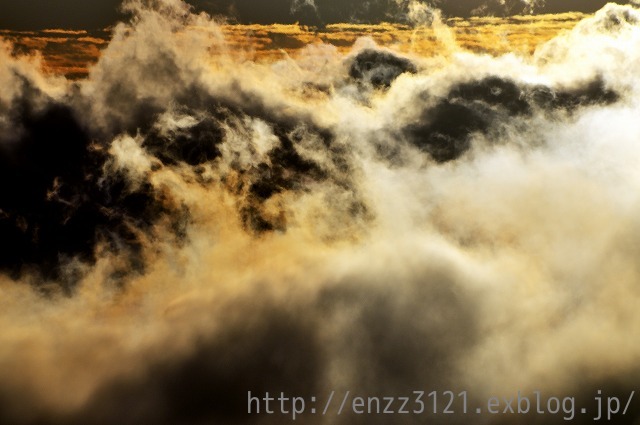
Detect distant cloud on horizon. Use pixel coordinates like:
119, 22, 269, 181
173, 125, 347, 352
0, 0, 632, 30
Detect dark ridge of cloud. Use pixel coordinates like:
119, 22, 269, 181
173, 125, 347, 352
141, 109, 224, 167
0, 98, 98, 278
0, 76, 184, 287
399, 76, 619, 163
349, 49, 418, 89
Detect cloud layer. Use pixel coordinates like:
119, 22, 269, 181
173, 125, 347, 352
2, 1, 640, 424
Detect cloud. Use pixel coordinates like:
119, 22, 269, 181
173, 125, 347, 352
2, 1, 640, 424
291, 0, 318, 12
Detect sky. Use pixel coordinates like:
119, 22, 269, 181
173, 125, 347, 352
0, 0, 623, 29
4, 0, 640, 423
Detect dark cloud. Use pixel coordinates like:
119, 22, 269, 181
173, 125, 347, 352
0, 273, 479, 425
65, 301, 325, 425
0, 77, 182, 286
197, 0, 628, 25
349, 49, 418, 89
0, 0, 631, 29
399, 76, 619, 163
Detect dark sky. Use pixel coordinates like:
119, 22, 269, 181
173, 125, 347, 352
0, 0, 625, 29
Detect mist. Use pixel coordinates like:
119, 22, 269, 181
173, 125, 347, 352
1, 1, 640, 424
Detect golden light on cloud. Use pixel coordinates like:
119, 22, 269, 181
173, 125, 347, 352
0, 13, 585, 79
2, 1, 640, 424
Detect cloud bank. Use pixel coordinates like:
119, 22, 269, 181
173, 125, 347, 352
2, 1, 640, 424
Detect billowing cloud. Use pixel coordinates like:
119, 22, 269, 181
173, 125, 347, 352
2, 1, 640, 424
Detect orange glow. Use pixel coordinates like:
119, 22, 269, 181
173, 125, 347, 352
0, 14, 585, 79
